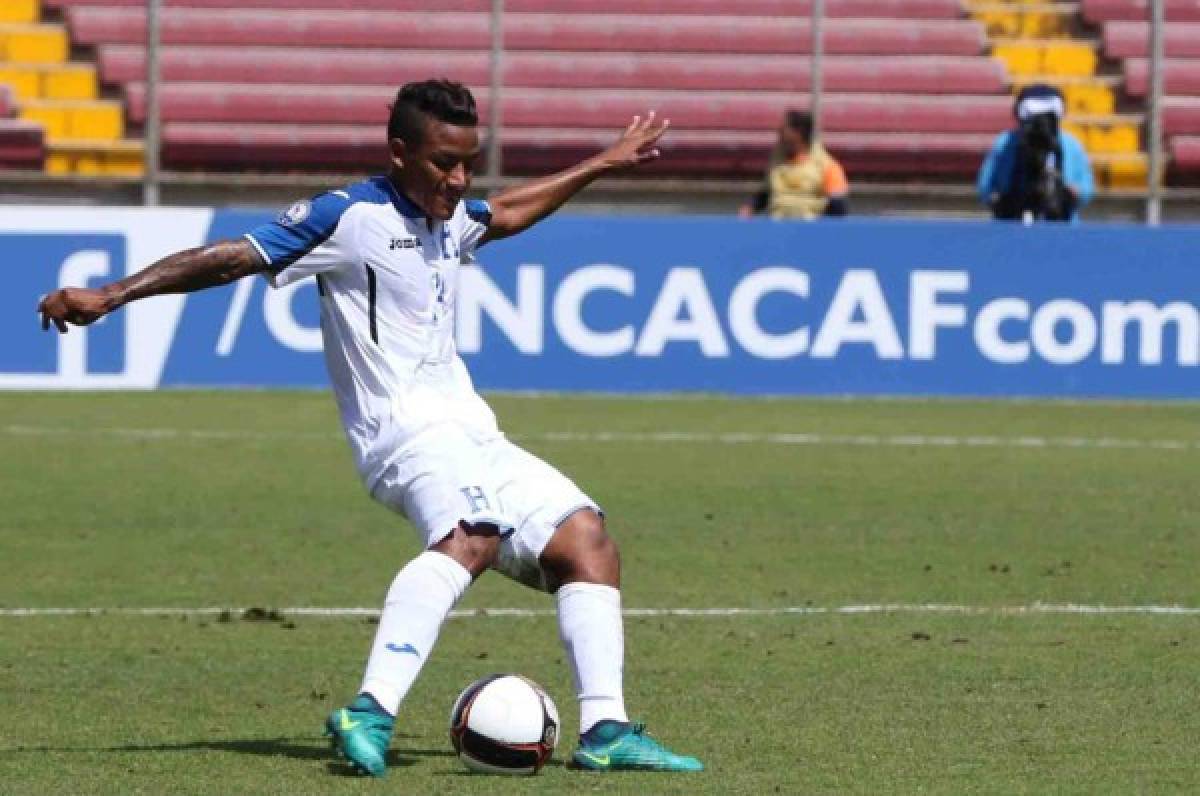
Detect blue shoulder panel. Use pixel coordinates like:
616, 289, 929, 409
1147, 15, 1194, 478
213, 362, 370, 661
465, 198, 492, 227
246, 180, 387, 271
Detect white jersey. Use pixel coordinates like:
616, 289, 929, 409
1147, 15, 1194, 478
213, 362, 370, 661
245, 176, 499, 490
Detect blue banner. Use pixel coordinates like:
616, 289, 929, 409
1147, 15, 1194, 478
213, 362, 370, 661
4, 208, 1197, 399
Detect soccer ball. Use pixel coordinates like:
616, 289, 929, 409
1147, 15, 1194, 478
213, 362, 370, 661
449, 674, 560, 775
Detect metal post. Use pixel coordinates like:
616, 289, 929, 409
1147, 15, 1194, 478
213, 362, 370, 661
1145, 0, 1165, 224
810, 0, 824, 138
487, 0, 503, 179
142, 0, 162, 206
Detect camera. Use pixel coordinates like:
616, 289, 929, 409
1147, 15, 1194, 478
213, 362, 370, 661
1016, 113, 1074, 221
988, 84, 1080, 223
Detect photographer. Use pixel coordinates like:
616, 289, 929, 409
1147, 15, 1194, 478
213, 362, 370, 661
977, 84, 1093, 222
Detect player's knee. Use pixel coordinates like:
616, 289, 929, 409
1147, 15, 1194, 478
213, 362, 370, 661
431, 521, 502, 578
540, 509, 620, 588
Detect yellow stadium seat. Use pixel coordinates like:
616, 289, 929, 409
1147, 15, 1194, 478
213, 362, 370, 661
19, 102, 68, 139
69, 101, 123, 139
1062, 84, 1115, 116
43, 65, 97, 100
993, 44, 1041, 77
0, 65, 41, 100
1084, 122, 1140, 154
974, 10, 1022, 39
0, 25, 68, 64
975, 8, 1069, 39
46, 139, 145, 177
1020, 10, 1070, 38
0, 0, 39, 25
1092, 154, 1148, 191
1041, 44, 1096, 78
44, 151, 72, 174
20, 99, 124, 142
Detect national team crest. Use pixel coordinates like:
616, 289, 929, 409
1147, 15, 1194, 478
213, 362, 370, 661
280, 200, 311, 226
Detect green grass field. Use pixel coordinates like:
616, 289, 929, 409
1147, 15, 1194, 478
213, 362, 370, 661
1, 392, 1198, 793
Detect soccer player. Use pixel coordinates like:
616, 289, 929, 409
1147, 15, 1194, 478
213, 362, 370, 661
38, 79, 703, 776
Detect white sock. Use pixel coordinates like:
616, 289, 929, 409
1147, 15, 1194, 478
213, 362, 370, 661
360, 551, 472, 716
556, 582, 629, 734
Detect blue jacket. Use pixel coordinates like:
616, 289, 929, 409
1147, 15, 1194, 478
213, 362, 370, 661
976, 129, 1094, 220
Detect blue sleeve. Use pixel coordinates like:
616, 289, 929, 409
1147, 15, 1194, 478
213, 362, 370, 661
977, 131, 1015, 205
464, 198, 492, 227
245, 191, 354, 272
457, 198, 493, 253
1061, 133, 1094, 208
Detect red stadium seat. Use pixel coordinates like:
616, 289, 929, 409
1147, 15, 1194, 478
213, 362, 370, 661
69, 8, 985, 55
1170, 135, 1200, 170
126, 83, 1011, 134
56, 1, 1003, 178
99, 47, 1007, 95
1103, 21, 1200, 58
160, 121, 992, 177
1123, 59, 1200, 97
1081, 0, 1200, 23
49, 0, 965, 17
1163, 97, 1200, 134
0, 119, 46, 169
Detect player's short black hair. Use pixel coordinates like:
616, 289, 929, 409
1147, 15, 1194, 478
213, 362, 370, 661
388, 79, 478, 146
783, 110, 814, 142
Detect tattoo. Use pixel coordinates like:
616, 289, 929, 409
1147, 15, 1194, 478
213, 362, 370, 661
112, 239, 266, 307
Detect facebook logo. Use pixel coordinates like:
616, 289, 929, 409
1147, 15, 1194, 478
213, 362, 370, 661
5, 233, 127, 376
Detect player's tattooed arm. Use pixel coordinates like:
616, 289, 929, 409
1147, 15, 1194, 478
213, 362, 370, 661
38, 238, 266, 333
482, 112, 669, 244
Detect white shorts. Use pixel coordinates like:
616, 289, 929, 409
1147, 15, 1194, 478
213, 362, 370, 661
369, 422, 599, 592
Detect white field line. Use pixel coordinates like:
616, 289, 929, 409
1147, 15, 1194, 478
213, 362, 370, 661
2, 603, 1200, 618
2, 424, 1198, 452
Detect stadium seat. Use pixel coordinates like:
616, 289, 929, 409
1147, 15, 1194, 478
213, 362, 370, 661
1062, 117, 1141, 154
99, 48, 1009, 95
1171, 135, 1200, 169
1103, 22, 1200, 59
45, 137, 143, 175
125, 83, 1013, 135
993, 42, 1098, 78
1164, 97, 1200, 134
1, 63, 98, 101
0, 117, 45, 168
46, 0, 1009, 180
47, 0, 965, 17
0, 0, 39, 24
0, 23, 68, 63
1123, 59, 1200, 97
68, 8, 987, 56
971, 5, 1073, 39
1090, 152, 1148, 189
19, 98, 123, 140
1061, 82, 1117, 115
1081, 0, 1200, 23
159, 121, 996, 177
0, 65, 39, 101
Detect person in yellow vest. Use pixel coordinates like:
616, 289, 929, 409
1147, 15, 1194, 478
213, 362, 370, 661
739, 110, 849, 220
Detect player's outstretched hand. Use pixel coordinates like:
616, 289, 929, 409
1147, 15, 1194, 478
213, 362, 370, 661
601, 111, 670, 170
38, 287, 112, 333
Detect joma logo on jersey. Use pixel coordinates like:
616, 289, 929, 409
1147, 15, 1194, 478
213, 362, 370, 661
389, 237, 422, 250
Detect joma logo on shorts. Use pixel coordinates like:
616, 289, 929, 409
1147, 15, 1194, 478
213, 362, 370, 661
389, 237, 421, 250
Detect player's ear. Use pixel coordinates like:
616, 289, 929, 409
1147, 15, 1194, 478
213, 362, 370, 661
388, 137, 408, 170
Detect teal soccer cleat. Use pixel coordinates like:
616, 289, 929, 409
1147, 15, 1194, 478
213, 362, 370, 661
570, 721, 704, 773
324, 694, 394, 777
